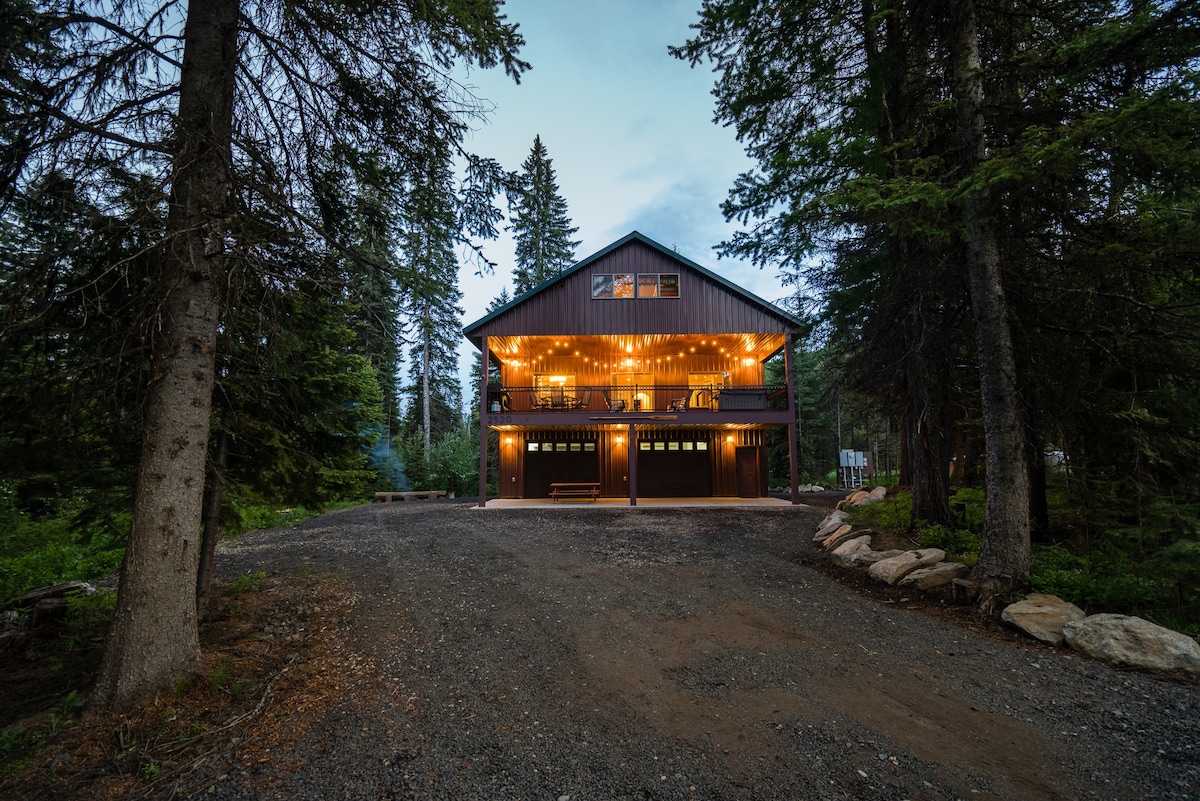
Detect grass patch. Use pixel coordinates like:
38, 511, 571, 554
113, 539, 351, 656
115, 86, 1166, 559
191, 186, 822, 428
226, 571, 266, 596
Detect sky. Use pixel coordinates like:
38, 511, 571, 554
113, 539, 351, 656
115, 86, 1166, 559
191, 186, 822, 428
451, 0, 789, 389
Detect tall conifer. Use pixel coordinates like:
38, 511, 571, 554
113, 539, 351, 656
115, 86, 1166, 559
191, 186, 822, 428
509, 135, 580, 294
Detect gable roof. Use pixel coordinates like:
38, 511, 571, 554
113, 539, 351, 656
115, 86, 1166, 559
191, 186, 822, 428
463, 231, 800, 347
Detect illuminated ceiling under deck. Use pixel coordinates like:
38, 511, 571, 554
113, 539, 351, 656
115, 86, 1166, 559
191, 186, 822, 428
487, 421, 774, 433
485, 333, 787, 368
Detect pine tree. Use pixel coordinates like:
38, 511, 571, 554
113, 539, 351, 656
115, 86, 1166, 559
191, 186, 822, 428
2, 0, 526, 711
509, 135, 580, 294
674, 0, 1200, 597
397, 138, 467, 472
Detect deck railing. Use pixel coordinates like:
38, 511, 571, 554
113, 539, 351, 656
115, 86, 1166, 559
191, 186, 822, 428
486, 384, 789, 414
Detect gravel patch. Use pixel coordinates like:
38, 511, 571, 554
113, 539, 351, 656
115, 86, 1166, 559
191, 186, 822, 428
209, 501, 1200, 800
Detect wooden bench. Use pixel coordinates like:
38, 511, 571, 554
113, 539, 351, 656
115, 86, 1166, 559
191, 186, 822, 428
550, 482, 600, 503
373, 490, 450, 503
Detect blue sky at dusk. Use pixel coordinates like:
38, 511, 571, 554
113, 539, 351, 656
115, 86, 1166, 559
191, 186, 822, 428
452, 0, 792, 388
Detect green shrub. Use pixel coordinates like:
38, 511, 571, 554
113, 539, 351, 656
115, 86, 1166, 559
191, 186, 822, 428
918, 523, 980, 558
949, 487, 986, 531
1028, 544, 1172, 612
0, 483, 127, 600
0, 541, 125, 601
847, 490, 912, 531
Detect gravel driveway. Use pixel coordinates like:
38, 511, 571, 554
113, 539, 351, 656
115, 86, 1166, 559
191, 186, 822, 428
210, 501, 1199, 801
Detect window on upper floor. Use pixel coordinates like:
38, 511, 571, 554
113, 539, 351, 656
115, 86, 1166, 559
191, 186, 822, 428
591, 273, 679, 299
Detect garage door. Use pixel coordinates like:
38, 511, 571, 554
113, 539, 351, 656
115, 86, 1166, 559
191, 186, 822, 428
524, 440, 599, 499
636, 439, 712, 497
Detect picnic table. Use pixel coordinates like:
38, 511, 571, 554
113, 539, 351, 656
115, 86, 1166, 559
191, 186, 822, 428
549, 482, 600, 502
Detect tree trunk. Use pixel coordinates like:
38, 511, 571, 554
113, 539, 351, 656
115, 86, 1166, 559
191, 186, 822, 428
907, 386, 954, 527
950, 0, 1031, 594
89, 0, 238, 713
902, 284, 955, 528
422, 299, 432, 459
196, 430, 230, 621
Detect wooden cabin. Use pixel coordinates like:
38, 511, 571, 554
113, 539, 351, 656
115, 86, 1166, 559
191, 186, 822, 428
463, 231, 803, 505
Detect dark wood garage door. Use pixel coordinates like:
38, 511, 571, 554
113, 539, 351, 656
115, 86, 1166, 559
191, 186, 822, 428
636, 439, 712, 497
524, 440, 599, 499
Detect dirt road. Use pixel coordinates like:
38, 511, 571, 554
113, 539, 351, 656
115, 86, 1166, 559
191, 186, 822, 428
206, 501, 1198, 800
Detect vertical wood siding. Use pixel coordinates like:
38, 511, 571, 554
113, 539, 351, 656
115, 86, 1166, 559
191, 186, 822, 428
473, 240, 792, 338
498, 427, 768, 498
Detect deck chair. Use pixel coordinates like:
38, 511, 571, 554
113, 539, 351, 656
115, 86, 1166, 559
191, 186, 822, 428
667, 389, 693, 412
602, 390, 626, 412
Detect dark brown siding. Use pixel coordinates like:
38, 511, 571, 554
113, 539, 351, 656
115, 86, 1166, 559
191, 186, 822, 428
496, 427, 770, 499
711, 429, 767, 496
475, 241, 791, 338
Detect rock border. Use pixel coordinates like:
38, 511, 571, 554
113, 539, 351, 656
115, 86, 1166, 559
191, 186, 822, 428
808, 491, 1200, 681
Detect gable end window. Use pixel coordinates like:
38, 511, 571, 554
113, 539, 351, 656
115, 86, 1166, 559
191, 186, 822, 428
592, 273, 679, 299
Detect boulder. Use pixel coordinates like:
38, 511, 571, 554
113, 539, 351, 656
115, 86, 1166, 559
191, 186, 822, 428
1063, 614, 1200, 679
1001, 594, 1086, 646
831, 535, 873, 566
837, 490, 870, 509
898, 562, 970, 590
821, 524, 862, 550
812, 511, 849, 542
867, 548, 946, 585
816, 509, 848, 530
846, 549, 906, 566
842, 485, 888, 508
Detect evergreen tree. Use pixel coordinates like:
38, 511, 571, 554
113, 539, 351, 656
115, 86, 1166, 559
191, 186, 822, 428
509, 135, 580, 294
675, 0, 1200, 596
397, 138, 466, 467
2, 0, 526, 711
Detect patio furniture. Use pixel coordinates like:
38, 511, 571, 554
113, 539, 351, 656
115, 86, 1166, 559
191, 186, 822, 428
550, 482, 600, 502
667, 389, 693, 412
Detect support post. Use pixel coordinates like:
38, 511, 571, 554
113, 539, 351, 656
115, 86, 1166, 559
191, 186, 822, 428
478, 338, 490, 507
784, 333, 801, 504
628, 422, 637, 506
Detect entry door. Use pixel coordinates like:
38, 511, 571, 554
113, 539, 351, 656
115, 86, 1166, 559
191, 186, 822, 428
735, 446, 760, 498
